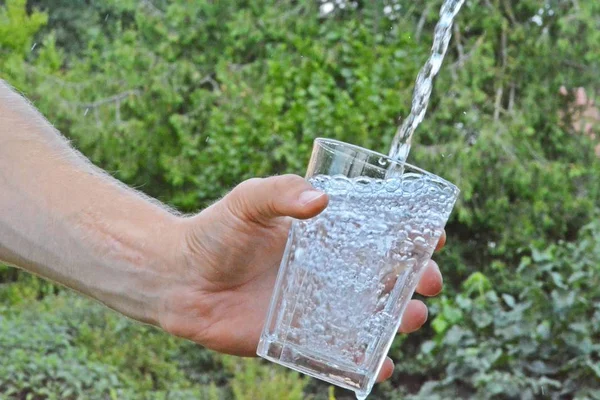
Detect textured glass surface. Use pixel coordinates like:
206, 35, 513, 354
258, 140, 458, 399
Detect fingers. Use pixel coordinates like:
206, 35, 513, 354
376, 300, 430, 382
376, 357, 394, 382
225, 174, 328, 224
376, 300, 431, 382
435, 230, 446, 252
398, 299, 428, 334
415, 260, 443, 297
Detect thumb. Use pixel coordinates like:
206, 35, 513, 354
224, 174, 328, 224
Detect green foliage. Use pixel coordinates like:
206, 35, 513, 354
1, 0, 599, 398
0, 297, 123, 399
222, 356, 309, 400
0, 0, 47, 55
0, 270, 57, 305
0, 294, 228, 399
392, 220, 600, 399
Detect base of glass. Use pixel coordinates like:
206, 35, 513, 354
257, 336, 374, 398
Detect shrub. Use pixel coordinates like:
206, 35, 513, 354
388, 220, 600, 399
0, 294, 224, 399
1, 0, 599, 398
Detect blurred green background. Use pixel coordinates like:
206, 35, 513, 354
1, 0, 599, 398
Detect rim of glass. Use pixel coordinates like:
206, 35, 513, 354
314, 138, 459, 192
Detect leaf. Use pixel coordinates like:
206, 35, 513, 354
432, 317, 449, 335
551, 272, 568, 289
502, 294, 516, 308
421, 340, 437, 354
587, 359, 600, 379
531, 247, 553, 263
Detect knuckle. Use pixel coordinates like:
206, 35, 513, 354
236, 177, 263, 192
272, 174, 307, 193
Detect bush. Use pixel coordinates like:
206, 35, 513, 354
388, 220, 600, 399
0, 294, 225, 399
1, 0, 599, 398
222, 356, 309, 400
0, 298, 123, 399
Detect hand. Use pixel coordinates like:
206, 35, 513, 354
158, 175, 445, 382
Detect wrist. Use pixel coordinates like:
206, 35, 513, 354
71, 198, 187, 327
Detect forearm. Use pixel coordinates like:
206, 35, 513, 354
0, 80, 182, 325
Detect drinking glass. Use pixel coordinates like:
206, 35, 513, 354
257, 138, 459, 399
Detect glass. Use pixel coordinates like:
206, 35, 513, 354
257, 138, 459, 399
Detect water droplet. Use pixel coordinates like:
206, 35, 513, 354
31, 43, 37, 51
463, 111, 467, 115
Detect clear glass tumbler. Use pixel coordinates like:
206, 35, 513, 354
257, 138, 459, 399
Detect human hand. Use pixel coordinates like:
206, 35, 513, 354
158, 175, 445, 382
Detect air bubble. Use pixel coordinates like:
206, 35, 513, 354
273, 174, 455, 371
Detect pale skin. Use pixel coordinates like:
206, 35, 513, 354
0, 79, 445, 382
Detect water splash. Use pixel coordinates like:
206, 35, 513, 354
388, 0, 466, 162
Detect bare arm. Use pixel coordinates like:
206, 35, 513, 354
0, 80, 444, 382
0, 79, 182, 324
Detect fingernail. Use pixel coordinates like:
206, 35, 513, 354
434, 261, 443, 280
432, 262, 443, 293
385, 358, 395, 379
298, 190, 325, 205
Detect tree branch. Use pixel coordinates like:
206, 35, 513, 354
415, 4, 432, 43
508, 82, 515, 113
419, 143, 454, 156
453, 22, 465, 61
561, 60, 590, 71
139, 0, 165, 17
198, 75, 221, 93
78, 90, 141, 109
495, 26, 507, 121
502, 0, 517, 25
494, 86, 504, 121
450, 34, 485, 69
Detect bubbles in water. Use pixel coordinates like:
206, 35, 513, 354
263, 174, 457, 397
